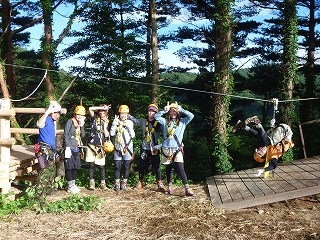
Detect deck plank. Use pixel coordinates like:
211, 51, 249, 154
207, 156, 320, 210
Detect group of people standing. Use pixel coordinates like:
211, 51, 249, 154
35, 100, 194, 197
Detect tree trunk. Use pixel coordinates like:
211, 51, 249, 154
281, 0, 298, 126
301, 0, 316, 122
150, 0, 159, 104
1, 0, 16, 99
211, 0, 234, 174
41, 0, 55, 101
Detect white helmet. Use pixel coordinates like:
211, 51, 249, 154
49, 101, 62, 113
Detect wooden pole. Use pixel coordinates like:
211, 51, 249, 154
0, 98, 12, 193
299, 124, 307, 159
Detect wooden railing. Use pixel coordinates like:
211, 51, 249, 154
0, 98, 66, 194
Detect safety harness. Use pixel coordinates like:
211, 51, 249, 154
115, 122, 133, 156
161, 120, 183, 161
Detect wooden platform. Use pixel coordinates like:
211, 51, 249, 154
207, 156, 320, 210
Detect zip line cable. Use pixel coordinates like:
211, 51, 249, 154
4, 63, 320, 104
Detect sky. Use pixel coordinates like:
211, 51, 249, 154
26, 1, 318, 73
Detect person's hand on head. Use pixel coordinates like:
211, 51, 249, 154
175, 101, 182, 112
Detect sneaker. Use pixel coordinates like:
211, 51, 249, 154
167, 185, 174, 195
254, 169, 265, 177
232, 120, 246, 133
135, 180, 143, 190
245, 116, 261, 125
67, 185, 80, 194
157, 181, 165, 192
121, 181, 127, 191
114, 182, 120, 192
89, 181, 95, 190
185, 187, 194, 197
100, 182, 107, 190
74, 185, 81, 192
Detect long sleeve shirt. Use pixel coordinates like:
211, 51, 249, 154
110, 119, 135, 152
154, 108, 194, 149
129, 115, 162, 150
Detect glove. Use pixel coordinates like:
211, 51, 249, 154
104, 104, 111, 111
64, 147, 71, 158
270, 118, 276, 127
113, 115, 120, 125
164, 101, 170, 113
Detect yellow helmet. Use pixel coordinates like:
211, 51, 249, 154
118, 105, 129, 113
147, 104, 158, 113
74, 105, 86, 116
253, 153, 265, 163
169, 103, 179, 111
103, 140, 114, 153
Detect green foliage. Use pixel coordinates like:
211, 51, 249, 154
0, 192, 35, 217
212, 134, 234, 174
35, 195, 103, 214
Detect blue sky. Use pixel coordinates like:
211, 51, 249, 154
26, 1, 318, 73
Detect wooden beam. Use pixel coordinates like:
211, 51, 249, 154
0, 109, 15, 117
10, 128, 64, 135
14, 108, 67, 114
0, 138, 15, 146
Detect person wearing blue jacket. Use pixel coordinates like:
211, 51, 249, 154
154, 102, 194, 197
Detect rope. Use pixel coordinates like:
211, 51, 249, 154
11, 70, 47, 102
4, 63, 320, 104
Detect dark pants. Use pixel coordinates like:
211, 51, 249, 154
248, 125, 271, 148
114, 160, 131, 179
89, 162, 105, 181
265, 158, 278, 172
138, 150, 161, 181
166, 162, 188, 185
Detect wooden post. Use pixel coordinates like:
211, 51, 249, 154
299, 124, 307, 159
0, 98, 12, 193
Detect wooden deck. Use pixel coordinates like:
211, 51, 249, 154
207, 156, 320, 210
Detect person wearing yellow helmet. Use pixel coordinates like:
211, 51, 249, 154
154, 101, 195, 197
85, 104, 112, 190
63, 105, 87, 194
128, 103, 165, 192
110, 104, 135, 191
233, 116, 294, 177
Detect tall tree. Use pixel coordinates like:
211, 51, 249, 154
211, 0, 234, 174
280, 0, 298, 125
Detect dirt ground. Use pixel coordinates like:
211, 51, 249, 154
0, 183, 319, 240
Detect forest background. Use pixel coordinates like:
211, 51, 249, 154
1, 0, 320, 183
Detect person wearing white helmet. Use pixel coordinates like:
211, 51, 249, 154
34, 101, 63, 198
63, 105, 87, 194
233, 116, 294, 177
154, 101, 194, 197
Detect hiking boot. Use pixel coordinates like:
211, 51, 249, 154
157, 181, 165, 192
135, 180, 143, 190
245, 116, 261, 126
232, 120, 246, 133
185, 187, 194, 197
100, 182, 107, 190
121, 181, 127, 191
114, 182, 120, 192
67, 185, 80, 194
167, 185, 174, 195
89, 181, 95, 190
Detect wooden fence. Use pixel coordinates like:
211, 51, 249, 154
0, 98, 66, 194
